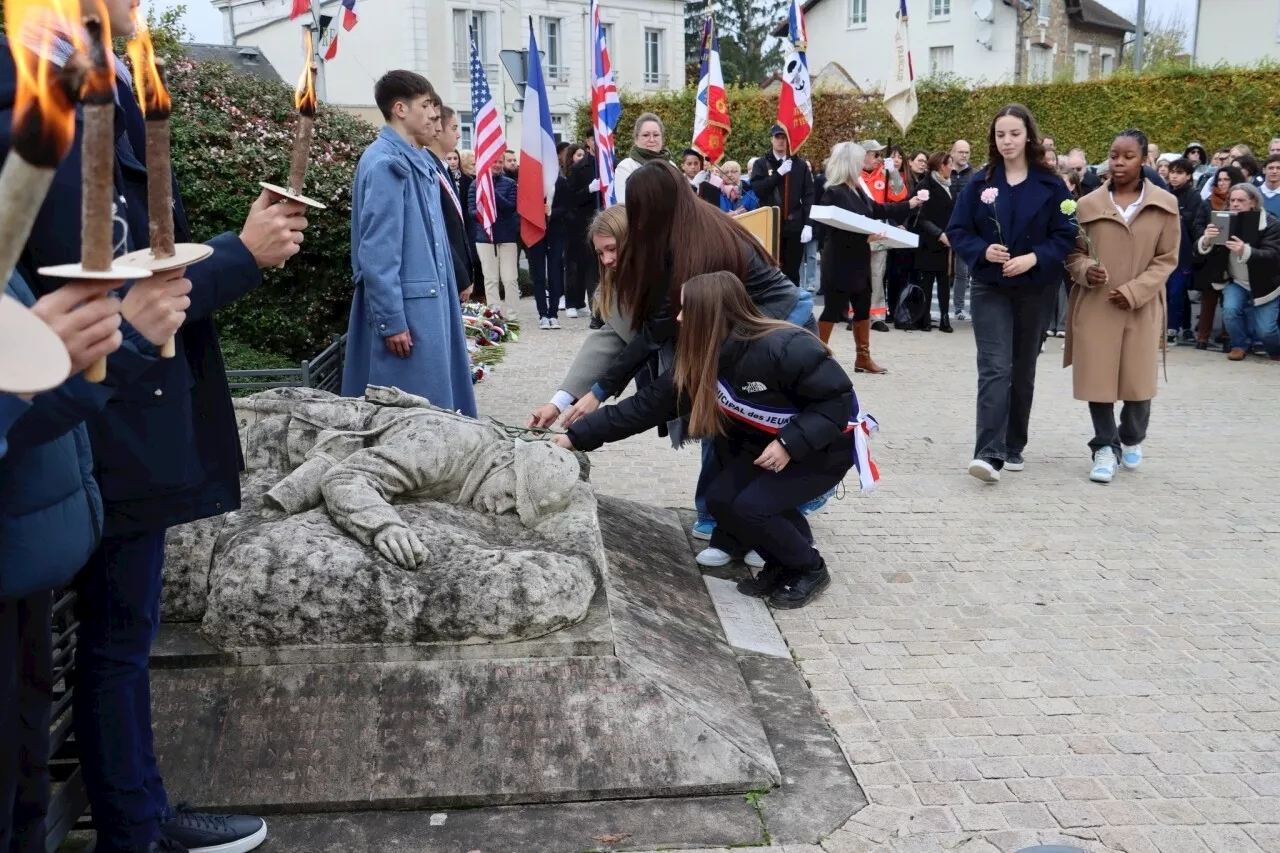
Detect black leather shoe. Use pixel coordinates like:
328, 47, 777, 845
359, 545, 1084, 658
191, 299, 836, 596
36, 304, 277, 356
160, 804, 267, 853
1195, 342, 1208, 350
939, 317, 953, 333
736, 563, 792, 598
871, 320, 891, 332
768, 560, 831, 610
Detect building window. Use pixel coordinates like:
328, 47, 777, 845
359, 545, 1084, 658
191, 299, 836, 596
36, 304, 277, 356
601, 22, 614, 56
1074, 46, 1091, 81
929, 45, 954, 75
1037, 0, 1051, 21
930, 0, 950, 19
453, 10, 489, 80
1099, 49, 1115, 76
1029, 43, 1052, 82
459, 111, 473, 150
542, 17, 565, 81
644, 28, 665, 86
847, 0, 867, 28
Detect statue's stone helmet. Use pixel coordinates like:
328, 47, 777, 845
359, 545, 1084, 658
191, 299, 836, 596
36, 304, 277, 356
513, 440, 581, 526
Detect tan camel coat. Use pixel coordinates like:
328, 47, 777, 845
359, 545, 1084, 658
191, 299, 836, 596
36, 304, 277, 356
1064, 180, 1181, 403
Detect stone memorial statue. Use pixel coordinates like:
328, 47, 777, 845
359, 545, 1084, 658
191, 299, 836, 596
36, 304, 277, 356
162, 386, 602, 650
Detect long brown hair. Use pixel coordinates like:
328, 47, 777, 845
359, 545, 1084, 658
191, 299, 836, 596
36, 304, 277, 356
616, 161, 774, 332
560, 143, 583, 178
588, 205, 627, 321
675, 271, 828, 438
984, 103, 1053, 180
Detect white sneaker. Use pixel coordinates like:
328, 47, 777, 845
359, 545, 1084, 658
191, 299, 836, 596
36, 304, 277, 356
1121, 444, 1143, 470
538, 317, 550, 329
1090, 447, 1117, 483
696, 547, 732, 567
955, 309, 969, 322
968, 459, 1000, 483
548, 317, 561, 329
565, 308, 579, 319
744, 551, 765, 569
559, 296, 567, 310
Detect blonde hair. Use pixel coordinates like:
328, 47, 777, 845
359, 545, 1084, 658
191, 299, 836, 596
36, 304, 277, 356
588, 206, 628, 321
459, 149, 476, 176
824, 141, 866, 188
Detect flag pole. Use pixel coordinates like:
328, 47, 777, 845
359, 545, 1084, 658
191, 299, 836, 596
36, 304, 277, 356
307, 2, 327, 101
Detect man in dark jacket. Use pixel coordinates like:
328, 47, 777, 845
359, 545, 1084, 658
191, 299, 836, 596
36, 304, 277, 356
0, 269, 188, 853
421, 103, 473, 300
1167, 158, 1209, 341
949, 140, 975, 320
750, 124, 814, 286
0, 8, 306, 851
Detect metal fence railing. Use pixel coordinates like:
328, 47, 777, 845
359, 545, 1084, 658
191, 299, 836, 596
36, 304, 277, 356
226, 334, 347, 394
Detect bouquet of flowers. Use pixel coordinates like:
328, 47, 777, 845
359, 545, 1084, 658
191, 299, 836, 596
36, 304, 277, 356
461, 302, 520, 342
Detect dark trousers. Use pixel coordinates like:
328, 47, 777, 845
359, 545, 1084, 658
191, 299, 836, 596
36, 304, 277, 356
74, 531, 170, 853
564, 240, 598, 311
1167, 269, 1191, 332
970, 282, 1053, 466
527, 229, 565, 319
779, 231, 804, 286
1196, 286, 1222, 344
917, 270, 952, 326
1088, 400, 1151, 457
887, 250, 914, 325
0, 592, 52, 853
705, 443, 848, 571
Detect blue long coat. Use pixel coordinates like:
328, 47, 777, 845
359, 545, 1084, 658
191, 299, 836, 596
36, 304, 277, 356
342, 127, 478, 417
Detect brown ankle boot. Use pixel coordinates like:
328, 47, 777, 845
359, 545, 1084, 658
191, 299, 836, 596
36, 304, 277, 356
853, 320, 887, 374
818, 321, 835, 344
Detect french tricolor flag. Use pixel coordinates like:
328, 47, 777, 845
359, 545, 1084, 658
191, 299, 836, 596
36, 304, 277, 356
517, 18, 558, 247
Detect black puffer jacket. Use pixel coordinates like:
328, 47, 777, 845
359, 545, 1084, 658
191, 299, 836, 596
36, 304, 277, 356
595, 243, 804, 399
571, 326, 856, 470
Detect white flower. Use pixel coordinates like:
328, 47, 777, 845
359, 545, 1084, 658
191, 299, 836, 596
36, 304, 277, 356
916, 189, 930, 201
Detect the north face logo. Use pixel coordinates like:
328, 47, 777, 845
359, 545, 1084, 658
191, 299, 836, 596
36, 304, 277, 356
742, 381, 767, 393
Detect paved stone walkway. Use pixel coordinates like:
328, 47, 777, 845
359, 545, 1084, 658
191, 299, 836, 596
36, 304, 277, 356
476, 308, 1280, 853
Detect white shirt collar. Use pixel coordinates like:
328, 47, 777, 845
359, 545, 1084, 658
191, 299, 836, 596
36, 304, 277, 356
1110, 183, 1146, 223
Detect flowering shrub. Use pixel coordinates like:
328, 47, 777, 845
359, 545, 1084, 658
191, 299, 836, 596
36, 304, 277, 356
168, 58, 378, 360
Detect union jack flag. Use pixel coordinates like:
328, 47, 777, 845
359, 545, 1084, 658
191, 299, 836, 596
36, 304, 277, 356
469, 28, 506, 239
590, 0, 620, 205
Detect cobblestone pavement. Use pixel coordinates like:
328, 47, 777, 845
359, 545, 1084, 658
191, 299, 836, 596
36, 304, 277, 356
476, 307, 1280, 853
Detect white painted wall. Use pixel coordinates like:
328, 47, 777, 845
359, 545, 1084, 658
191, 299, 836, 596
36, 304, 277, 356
1194, 0, 1280, 66
215, 0, 684, 145
803, 0, 1021, 89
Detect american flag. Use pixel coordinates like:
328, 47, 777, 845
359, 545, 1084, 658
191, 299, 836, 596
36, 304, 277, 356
469, 28, 506, 239
589, 0, 619, 205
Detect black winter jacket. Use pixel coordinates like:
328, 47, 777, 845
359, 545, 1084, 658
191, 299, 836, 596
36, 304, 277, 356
1194, 211, 1280, 304
595, 243, 804, 400
913, 173, 956, 274
570, 326, 856, 470
819, 184, 912, 298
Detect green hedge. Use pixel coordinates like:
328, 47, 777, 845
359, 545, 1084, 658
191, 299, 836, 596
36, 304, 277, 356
579, 70, 1280, 166
169, 58, 378, 361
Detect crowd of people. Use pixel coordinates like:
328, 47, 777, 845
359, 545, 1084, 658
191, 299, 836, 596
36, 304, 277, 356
5, 23, 1280, 852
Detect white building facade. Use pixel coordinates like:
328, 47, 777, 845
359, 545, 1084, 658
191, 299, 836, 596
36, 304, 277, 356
212, 0, 685, 144
1193, 0, 1280, 66
793, 0, 1129, 90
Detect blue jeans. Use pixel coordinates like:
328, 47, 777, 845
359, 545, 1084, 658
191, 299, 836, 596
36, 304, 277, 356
527, 228, 565, 320
970, 282, 1052, 464
0, 591, 51, 853
1166, 268, 1191, 332
1222, 281, 1280, 356
953, 257, 971, 314
74, 531, 170, 853
800, 240, 819, 292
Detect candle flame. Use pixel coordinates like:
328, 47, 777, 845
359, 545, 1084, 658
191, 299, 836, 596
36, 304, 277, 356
125, 11, 170, 119
3, 0, 105, 164
295, 29, 317, 117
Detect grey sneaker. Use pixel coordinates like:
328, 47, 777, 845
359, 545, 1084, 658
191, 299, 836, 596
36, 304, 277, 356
1004, 453, 1025, 472
1090, 447, 1118, 483
548, 317, 561, 329
538, 317, 550, 330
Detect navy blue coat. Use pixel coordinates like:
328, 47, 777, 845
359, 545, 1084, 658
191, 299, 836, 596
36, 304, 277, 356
0, 395, 26, 461
945, 163, 1076, 289
0, 274, 158, 597
0, 42, 264, 536
467, 173, 520, 243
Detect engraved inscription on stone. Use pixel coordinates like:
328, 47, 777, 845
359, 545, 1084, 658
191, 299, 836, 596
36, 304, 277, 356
703, 577, 790, 659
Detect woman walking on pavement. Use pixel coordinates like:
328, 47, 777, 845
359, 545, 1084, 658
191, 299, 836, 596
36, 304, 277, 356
556, 271, 876, 610
1064, 129, 1181, 484
946, 104, 1076, 484
816, 142, 921, 373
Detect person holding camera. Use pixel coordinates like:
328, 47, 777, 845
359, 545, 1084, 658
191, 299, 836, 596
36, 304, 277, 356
1196, 182, 1280, 362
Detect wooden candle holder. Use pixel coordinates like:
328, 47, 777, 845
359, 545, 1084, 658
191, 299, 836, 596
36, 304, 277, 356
35, 263, 153, 382
117, 242, 215, 358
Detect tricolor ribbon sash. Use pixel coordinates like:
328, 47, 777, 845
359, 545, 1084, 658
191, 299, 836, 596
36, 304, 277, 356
714, 380, 880, 494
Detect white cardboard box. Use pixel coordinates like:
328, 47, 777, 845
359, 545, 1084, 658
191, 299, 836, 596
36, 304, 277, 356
810, 204, 920, 250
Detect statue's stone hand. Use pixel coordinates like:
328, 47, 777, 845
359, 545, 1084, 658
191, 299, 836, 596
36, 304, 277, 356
365, 385, 433, 409
372, 526, 430, 570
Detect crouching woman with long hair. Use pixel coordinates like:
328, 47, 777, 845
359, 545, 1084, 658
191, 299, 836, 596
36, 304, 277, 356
553, 271, 878, 610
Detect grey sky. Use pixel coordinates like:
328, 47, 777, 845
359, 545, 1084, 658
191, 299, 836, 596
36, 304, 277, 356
158, 0, 1201, 51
